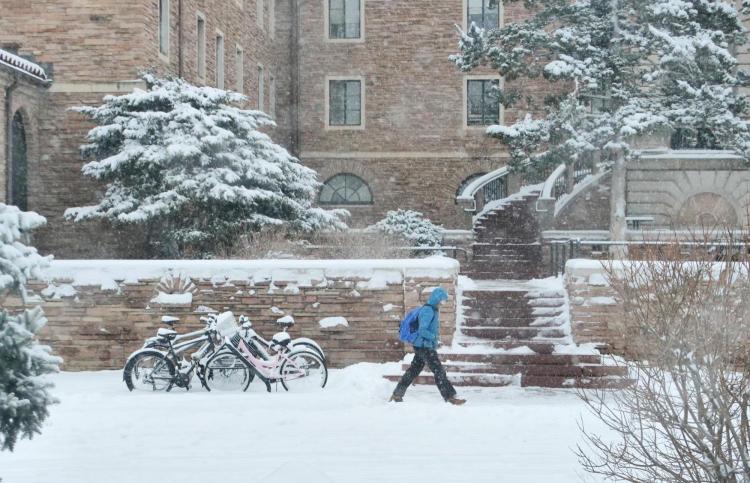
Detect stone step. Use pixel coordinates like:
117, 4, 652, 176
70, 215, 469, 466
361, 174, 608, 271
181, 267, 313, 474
434, 352, 602, 365
383, 373, 515, 387
462, 315, 565, 328
403, 362, 628, 379
461, 326, 567, 339
521, 375, 633, 389
456, 340, 556, 354
464, 272, 544, 281
462, 300, 564, 312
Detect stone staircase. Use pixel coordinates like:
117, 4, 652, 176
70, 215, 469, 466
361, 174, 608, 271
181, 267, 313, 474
463, 190, 544, 280
385, 279, 629, 389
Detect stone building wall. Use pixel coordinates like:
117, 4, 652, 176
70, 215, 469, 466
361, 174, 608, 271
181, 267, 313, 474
296, 0, 557, 229
1, 0, 292, 257
1, 258, 459, 370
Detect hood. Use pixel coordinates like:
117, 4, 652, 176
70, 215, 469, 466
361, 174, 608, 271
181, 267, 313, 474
427, 287, 449, 306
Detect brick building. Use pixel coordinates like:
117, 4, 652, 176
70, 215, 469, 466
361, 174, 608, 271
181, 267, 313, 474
1, 0, 557, 257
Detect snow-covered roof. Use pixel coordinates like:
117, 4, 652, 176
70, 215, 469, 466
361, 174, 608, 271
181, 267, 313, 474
0, 49, 49, 83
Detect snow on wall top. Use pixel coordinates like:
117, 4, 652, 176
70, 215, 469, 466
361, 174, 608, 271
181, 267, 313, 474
0, 49, 48, 82
566, 258, 748, 285
41, 257, 459, 288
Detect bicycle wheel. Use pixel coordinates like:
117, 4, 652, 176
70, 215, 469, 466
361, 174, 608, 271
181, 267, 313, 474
123, 350, 175, 391
291, 341, 326, 362
280, 350, 328, 391
204, 351, 253, 392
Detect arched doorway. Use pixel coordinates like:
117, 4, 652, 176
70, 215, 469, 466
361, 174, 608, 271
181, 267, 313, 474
10, 111, 28, 211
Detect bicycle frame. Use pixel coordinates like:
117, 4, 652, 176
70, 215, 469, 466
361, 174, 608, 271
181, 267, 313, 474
216, 336, 313, 392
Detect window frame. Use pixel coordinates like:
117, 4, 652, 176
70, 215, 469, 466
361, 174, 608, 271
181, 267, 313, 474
196, 13, 206, 80
463, 75, 503, 129
215, 31, 225, 89
269, 73, 276, 118
318, 173, 373, 206
257, 0, 264, 30
158, 0, 170, 60
269, 0, 276, 38
462, 0, 502, 31
325, 76, 365, 130
258, 64, 265, 111
324, 0, 365, 43
235, 44, 244, 93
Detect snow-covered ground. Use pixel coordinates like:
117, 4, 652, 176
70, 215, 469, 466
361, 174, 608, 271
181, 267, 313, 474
1, 364, 609, 483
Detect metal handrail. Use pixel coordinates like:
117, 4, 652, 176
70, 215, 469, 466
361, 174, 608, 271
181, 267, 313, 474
539, 163, 566, 200
456, 165, 511, 207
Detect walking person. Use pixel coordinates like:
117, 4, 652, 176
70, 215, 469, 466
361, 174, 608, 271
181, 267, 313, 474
390, 287, 466, 405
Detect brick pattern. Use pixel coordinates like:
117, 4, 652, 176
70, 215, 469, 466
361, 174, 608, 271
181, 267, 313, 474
1, 272, 456, 371
566, 265, 628, 353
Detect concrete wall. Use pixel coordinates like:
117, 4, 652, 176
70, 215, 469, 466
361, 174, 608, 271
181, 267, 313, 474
626, 152, 750, 228
1, 258, 459, 370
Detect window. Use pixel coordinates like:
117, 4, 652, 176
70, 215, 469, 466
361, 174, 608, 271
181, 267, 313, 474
328, 0, 362, 40
236, 45, 244, 93
269, 74, 276, 117
269, 0, 276, 38
257, 0, 264, 29
158, 0, 170, 56
319, 174, 372, 205
328, 79, 362, 127
466, 78, 500, 126
10, 112, 28, 211
466, 0, 500, 30
216, 33, 225, 89
196, 15, 206, 79
258, 65, 264, 110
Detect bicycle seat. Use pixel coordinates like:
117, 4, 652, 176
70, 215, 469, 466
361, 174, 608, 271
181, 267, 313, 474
157, 327, 177, 340
161, 315, 180, 326
275, 315, 295, 328
272, 331, 292, 347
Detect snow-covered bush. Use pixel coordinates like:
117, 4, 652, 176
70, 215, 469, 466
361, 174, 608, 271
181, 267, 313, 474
0, 204, 60, 451
452, 0, 750, 173
371, 210, 442, 250
65, 74, 347, 257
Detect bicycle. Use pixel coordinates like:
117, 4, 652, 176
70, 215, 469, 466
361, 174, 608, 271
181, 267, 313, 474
123, 315, 250, 392
204, 312, 328, 392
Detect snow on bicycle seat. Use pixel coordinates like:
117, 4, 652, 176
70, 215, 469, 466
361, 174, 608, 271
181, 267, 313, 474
272, 331, 292, 347
275, 315, 295, 328
157, 327, 177, 340
161, 315, 180, 326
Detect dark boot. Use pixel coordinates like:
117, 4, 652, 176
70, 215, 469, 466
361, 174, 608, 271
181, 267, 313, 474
447, 396, 466, 406
389, 395, 403, 402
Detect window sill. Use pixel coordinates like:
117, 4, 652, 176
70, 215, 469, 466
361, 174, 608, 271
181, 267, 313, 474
325, 124, 366, 131
158, 52, 170, 64
325, 37, 365, 44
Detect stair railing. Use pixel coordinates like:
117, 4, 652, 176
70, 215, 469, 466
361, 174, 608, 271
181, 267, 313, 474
457, 166, 514, 212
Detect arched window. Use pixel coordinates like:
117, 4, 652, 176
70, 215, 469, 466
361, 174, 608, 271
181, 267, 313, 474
10, 111, 28, 211
319, 173, 372, 205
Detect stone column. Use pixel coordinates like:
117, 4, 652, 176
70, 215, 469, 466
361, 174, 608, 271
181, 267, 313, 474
609, 150, 628, 258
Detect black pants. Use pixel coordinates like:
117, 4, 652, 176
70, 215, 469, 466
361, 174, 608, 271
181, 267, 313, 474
393, 347, 457, 400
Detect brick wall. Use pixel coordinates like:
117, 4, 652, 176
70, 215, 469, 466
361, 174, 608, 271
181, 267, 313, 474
565, 260, 628, 353
1, 258, 458, 370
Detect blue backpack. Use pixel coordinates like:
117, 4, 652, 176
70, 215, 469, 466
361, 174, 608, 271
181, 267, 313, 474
398, 306, 424, 344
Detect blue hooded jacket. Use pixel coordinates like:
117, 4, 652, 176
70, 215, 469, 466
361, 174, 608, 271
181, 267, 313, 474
413, 287, 449, 349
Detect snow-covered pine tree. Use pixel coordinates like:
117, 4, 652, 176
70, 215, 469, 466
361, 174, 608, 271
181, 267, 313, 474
372, 210, 442, 248
452, 0, 750, 174
0, 203, 60, 451
66, 74, 347, 257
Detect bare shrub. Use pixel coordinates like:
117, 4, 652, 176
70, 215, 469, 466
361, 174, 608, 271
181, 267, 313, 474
221, 228, 413, 259
577, 229, 750, 482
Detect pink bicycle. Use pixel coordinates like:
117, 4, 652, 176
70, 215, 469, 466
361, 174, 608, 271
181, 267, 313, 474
204, 312, 328, 392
